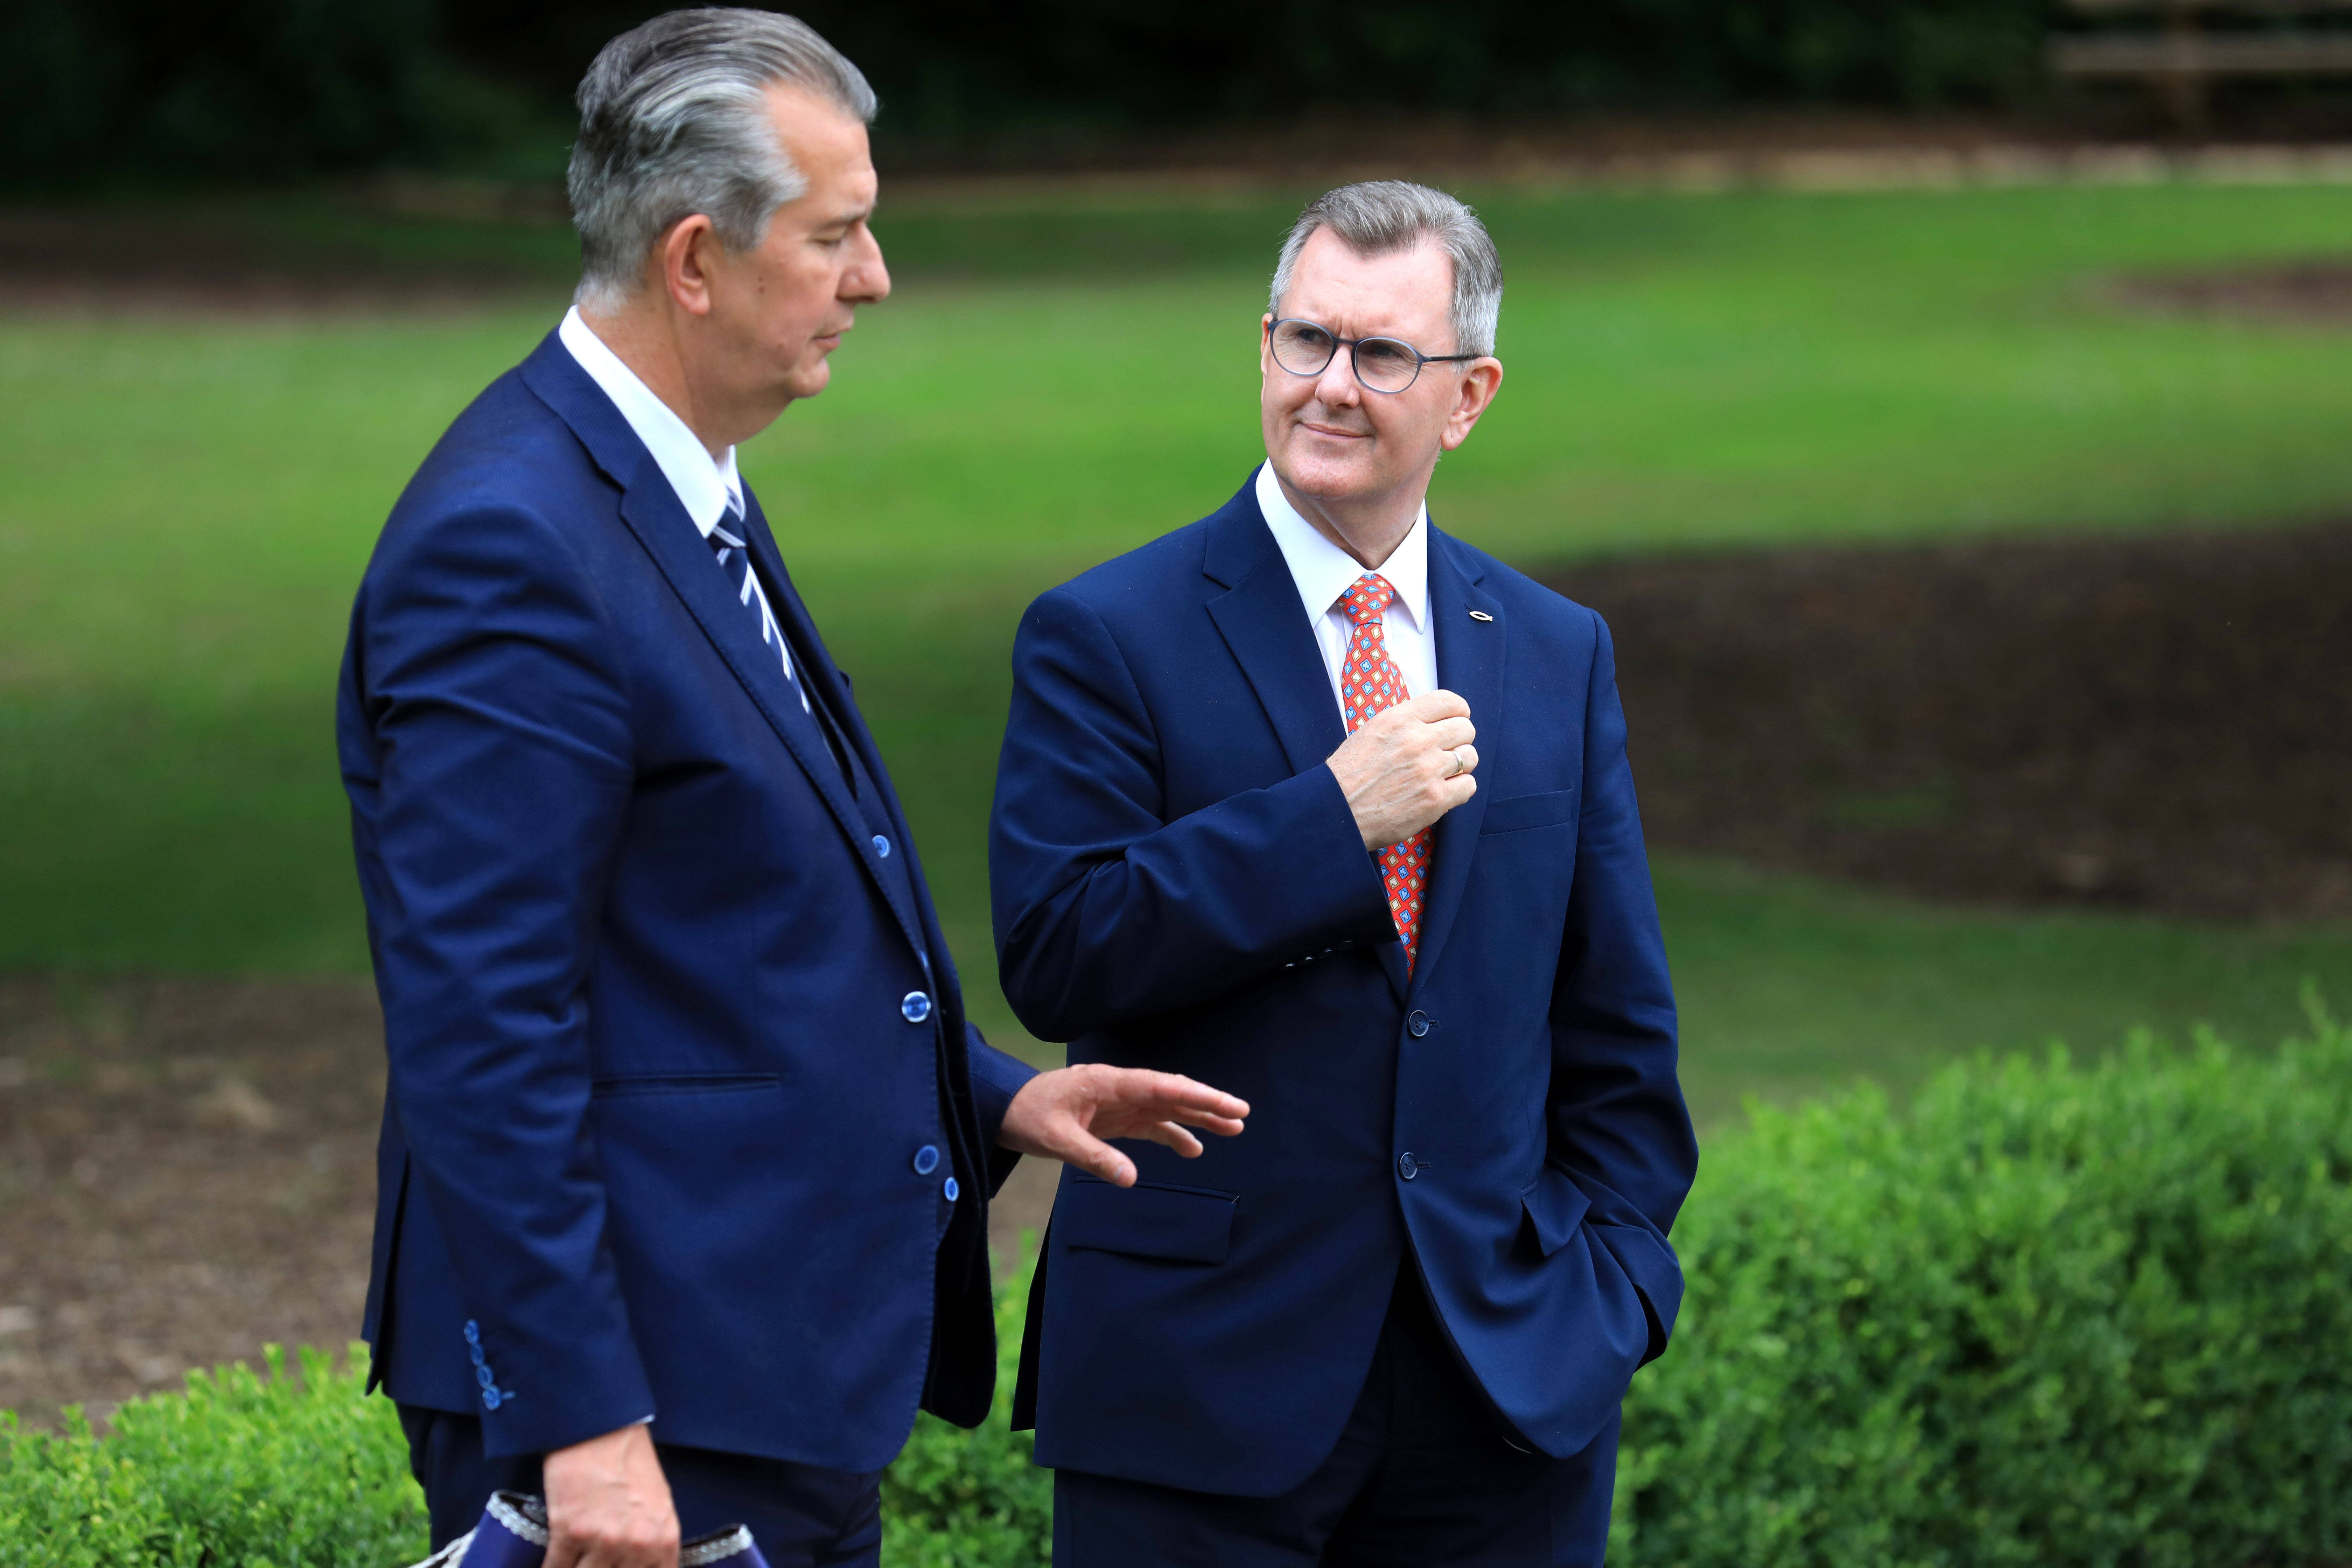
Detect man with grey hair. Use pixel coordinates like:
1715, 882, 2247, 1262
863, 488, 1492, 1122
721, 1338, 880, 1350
989, 181, 1697, 1563
340, 11, 1248, 1566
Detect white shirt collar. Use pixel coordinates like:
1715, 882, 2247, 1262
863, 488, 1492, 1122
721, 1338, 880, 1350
1254, 461, 1429, 633
558, 306, 744, 537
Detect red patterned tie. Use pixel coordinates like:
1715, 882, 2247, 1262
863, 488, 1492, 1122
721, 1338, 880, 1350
1337, 573, 1430, 973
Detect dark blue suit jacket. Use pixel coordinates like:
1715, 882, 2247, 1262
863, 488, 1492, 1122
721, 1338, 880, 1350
338, 332, 1034, 1466
990, 475, 1698, 1496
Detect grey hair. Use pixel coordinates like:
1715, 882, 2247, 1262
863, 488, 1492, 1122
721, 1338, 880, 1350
567, 8, 876, 312
1268, 181, 1503, 358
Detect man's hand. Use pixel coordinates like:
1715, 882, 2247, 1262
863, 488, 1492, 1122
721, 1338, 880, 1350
1000, 1065, 1251, 1186
544, 1423, 679, 1568
1326, 689, 1478, 850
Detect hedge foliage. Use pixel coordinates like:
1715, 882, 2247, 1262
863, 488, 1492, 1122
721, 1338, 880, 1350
0, 1346, 427, 1568
3, 999, 2345, 1566
1610, 993, 2352, 1568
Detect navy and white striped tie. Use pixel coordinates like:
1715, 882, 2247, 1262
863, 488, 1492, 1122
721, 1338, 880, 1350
707, 512, 810, 714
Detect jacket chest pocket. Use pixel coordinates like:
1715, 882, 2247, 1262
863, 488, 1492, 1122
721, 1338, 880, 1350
1478, 789, 1578, 837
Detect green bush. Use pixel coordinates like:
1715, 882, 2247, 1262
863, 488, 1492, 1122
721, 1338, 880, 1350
1611, 992, 2352, 1567
6, 1003, 2346, 1566
0, 1346, 428, 1567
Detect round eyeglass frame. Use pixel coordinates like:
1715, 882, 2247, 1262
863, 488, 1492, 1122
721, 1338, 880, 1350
1267, 317, 1483, 393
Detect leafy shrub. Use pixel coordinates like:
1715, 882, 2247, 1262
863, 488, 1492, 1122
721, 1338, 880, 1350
0, 1345, 428, 1568
880, 1250, 1051, 1568
1611, 993, 2352, 1567
5, 1006, 2346, 1566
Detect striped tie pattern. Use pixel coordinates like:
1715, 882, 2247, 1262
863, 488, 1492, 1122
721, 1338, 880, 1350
1337, 573, 1430, 972
707, 513, 810, 714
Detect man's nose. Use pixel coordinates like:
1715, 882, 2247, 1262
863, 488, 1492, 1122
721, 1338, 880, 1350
1315, 346, 1360, 407
846, 228, 890, 304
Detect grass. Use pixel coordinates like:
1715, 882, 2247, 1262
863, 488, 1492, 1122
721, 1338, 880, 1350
4, 176, 2351, 1103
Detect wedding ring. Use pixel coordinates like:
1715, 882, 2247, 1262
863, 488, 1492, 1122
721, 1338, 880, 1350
1444, 747, 1467, 778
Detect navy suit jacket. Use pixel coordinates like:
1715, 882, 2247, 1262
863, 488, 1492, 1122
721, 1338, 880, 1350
338, 331, 1034, 1467
990, 475, 1698, 1496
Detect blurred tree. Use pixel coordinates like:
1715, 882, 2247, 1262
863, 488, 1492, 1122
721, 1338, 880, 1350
0, 0, 2056, 189
448, 0, 2054, 138
0, 0, 512, 189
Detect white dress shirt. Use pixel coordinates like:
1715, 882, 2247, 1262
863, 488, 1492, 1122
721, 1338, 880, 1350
558, 307, 800, 694
1254, 461, 1438, 720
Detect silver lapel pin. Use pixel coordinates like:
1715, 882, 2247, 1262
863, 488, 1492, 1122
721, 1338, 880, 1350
1468, 610, 1494, 622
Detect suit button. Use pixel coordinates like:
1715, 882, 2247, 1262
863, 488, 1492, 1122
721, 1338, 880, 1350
913, 1144, 940, 1175
482, 1387, 503, 1410
902, 991, 932, 1023
943, 1176, 960, 1202
1407, 1010, 1431, 1038
872, 834, 891, 858
1398, 1152, 1420, 1181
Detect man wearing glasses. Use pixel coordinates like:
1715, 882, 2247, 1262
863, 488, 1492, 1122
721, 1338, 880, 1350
988, 181, 1698, 1563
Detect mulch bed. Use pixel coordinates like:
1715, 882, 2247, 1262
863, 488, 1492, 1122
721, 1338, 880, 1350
1539, 517, 2352, 920
2113, 259, 2352, 326
0, 978, 1056, 1428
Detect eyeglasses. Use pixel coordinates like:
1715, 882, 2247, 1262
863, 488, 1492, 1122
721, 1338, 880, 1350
1267, 317, 1482, 394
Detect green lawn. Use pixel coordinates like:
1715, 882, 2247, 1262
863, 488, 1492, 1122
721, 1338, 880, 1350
3, 177, 2350, 1107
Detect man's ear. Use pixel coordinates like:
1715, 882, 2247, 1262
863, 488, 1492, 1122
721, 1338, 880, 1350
1440, 359, 1504, 452
660, 215, 720, 318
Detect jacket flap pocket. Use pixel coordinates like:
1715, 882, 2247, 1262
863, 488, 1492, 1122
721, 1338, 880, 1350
1059, 1178, 1237, 1264
1479, 789, 1578, 836
1521, 1167, 1592, 1257
592, 1072, 780, 1097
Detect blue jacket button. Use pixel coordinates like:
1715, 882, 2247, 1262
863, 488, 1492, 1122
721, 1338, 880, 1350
913, 1144, 940, 1175
462, 1320, 480, 1346
482, 1387, 502, 1410
943, 1176, 960, 1202
872, 834, 891, 858
1407, 1010, 1431, 1038
902, 991, 932, 1023
1398, 1152, 1420, 1181
475, 1365, 496, 1389
469, 1345, 485, 1368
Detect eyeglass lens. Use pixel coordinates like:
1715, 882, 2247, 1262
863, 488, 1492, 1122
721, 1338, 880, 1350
1270, 320, 1424, 393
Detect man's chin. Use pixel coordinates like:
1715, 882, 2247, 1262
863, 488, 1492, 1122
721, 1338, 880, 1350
1273, 445, 1377, 504
782, 359, 833, 401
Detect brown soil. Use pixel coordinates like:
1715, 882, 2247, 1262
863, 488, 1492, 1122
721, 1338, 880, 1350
0, 204, 564, 316
0, 977, 1056, 1427
1541, 518, 2352, 920
2114, 259, 2352, 326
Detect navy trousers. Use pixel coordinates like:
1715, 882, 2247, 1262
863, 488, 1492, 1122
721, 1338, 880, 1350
398, 1406, 884, 1566
1052, 1267, 1619, 1567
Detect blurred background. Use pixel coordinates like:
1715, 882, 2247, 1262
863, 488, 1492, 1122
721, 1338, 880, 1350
2, 0, 2349, 1424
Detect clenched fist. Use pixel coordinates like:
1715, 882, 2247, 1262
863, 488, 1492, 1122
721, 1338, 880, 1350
1326, 689, 1478, 850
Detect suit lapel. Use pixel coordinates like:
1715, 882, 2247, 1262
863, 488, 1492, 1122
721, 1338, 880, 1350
737, 495, 930, 955
519, 337, 928, 960
1202, 485, 1408, 1004
1407, 531, 1504, 994
1201, 494, 1349, 779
